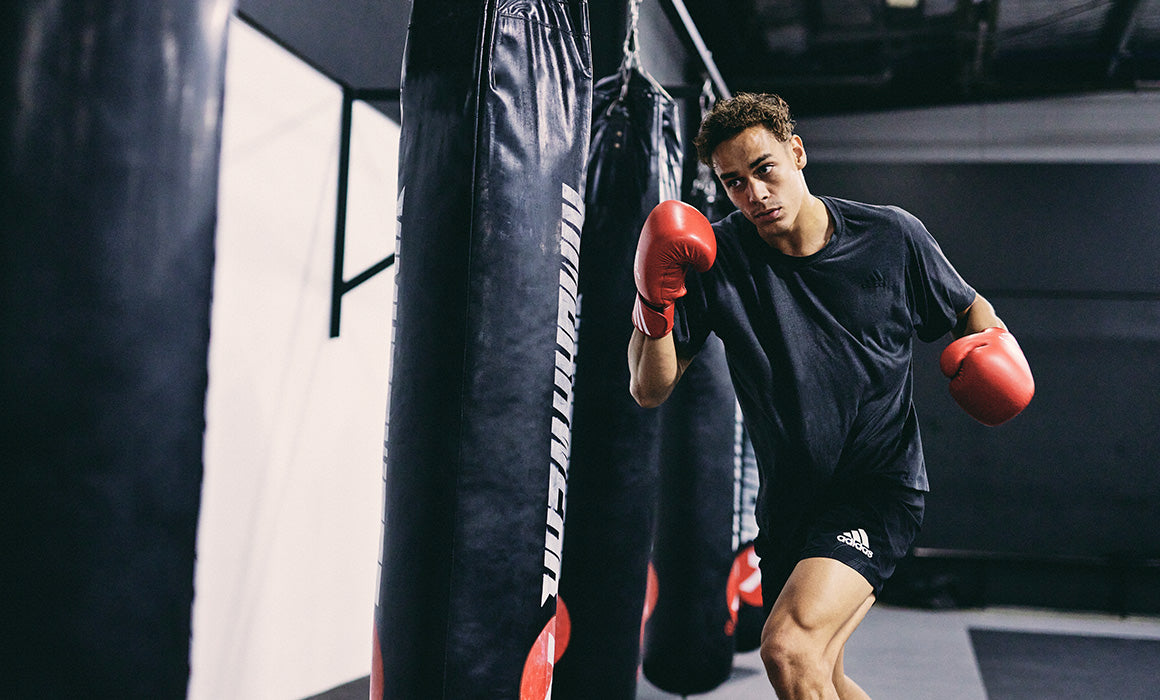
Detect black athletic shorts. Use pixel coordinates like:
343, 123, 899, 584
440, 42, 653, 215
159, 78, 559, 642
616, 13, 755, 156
755, 477, 925, 610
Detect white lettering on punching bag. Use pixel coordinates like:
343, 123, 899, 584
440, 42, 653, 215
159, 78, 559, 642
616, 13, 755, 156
377, 185, 405, 599
732, 401, 760, 552
542, 182, 582, 605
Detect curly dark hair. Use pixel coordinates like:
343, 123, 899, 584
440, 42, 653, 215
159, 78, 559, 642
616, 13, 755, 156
693, 93, 796, 167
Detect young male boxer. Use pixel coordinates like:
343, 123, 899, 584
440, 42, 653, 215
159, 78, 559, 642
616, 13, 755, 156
627, 93, 1033, 699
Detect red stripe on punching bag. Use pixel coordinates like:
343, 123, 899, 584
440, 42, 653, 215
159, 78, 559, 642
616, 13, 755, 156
520, 599, 572, 700
371, 623, 383, 699
641, 562, 659, 650
726, 543, 763, 635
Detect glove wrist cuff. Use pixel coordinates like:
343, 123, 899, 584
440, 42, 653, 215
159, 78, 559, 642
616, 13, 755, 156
632, 294, 674, 338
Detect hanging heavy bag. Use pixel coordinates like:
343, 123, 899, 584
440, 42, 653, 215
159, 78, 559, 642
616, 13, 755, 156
372, 1, 592, 698
552, 16, 681, 698
0, 2, 229, 696
642, 330, 739, 695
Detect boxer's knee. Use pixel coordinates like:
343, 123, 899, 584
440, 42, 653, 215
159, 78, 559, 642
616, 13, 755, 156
760, 616, 830, 695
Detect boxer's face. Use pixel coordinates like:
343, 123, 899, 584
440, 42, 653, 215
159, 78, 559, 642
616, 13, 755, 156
713, 125, 809, 243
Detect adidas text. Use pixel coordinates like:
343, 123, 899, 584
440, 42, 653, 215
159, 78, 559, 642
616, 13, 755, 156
837, 529, 874, 558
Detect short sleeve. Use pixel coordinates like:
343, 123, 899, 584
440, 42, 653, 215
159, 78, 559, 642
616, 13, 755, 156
902, 211, 977, 343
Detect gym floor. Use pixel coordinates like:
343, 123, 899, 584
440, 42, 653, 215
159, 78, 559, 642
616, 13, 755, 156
314, 605, 1160, 699
637, 604, 1160, 699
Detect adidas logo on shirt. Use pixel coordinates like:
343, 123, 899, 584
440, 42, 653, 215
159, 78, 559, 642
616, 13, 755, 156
837, 528, 874, 558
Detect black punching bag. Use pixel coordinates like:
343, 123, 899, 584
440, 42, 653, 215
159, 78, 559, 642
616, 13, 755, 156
0, 1, 231, 697
552, 63, 681, 699
642, 333, 739, 694
639, 120, 745, 693
371, 1, 592, 698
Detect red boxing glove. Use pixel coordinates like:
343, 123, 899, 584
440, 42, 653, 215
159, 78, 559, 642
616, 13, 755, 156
632, 200, 716, 338
940, 327, 1035, 426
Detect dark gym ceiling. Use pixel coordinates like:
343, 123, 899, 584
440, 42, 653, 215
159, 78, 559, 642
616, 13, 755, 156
687, 0, 1160, 114
237, 0, 1160, 117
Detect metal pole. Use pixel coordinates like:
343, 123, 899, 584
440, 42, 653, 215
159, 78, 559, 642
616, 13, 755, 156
661, 0, 732, 99
330, 87, 355, 338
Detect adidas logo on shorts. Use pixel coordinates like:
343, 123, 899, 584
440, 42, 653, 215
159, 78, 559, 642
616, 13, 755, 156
837, 528, 874, 558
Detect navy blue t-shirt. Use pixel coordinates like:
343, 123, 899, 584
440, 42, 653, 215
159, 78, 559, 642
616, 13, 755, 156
674, 196, 976, 535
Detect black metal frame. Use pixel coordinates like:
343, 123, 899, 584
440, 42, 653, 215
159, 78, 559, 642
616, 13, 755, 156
233, 10, 401, 339
329, 87, 400, 338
